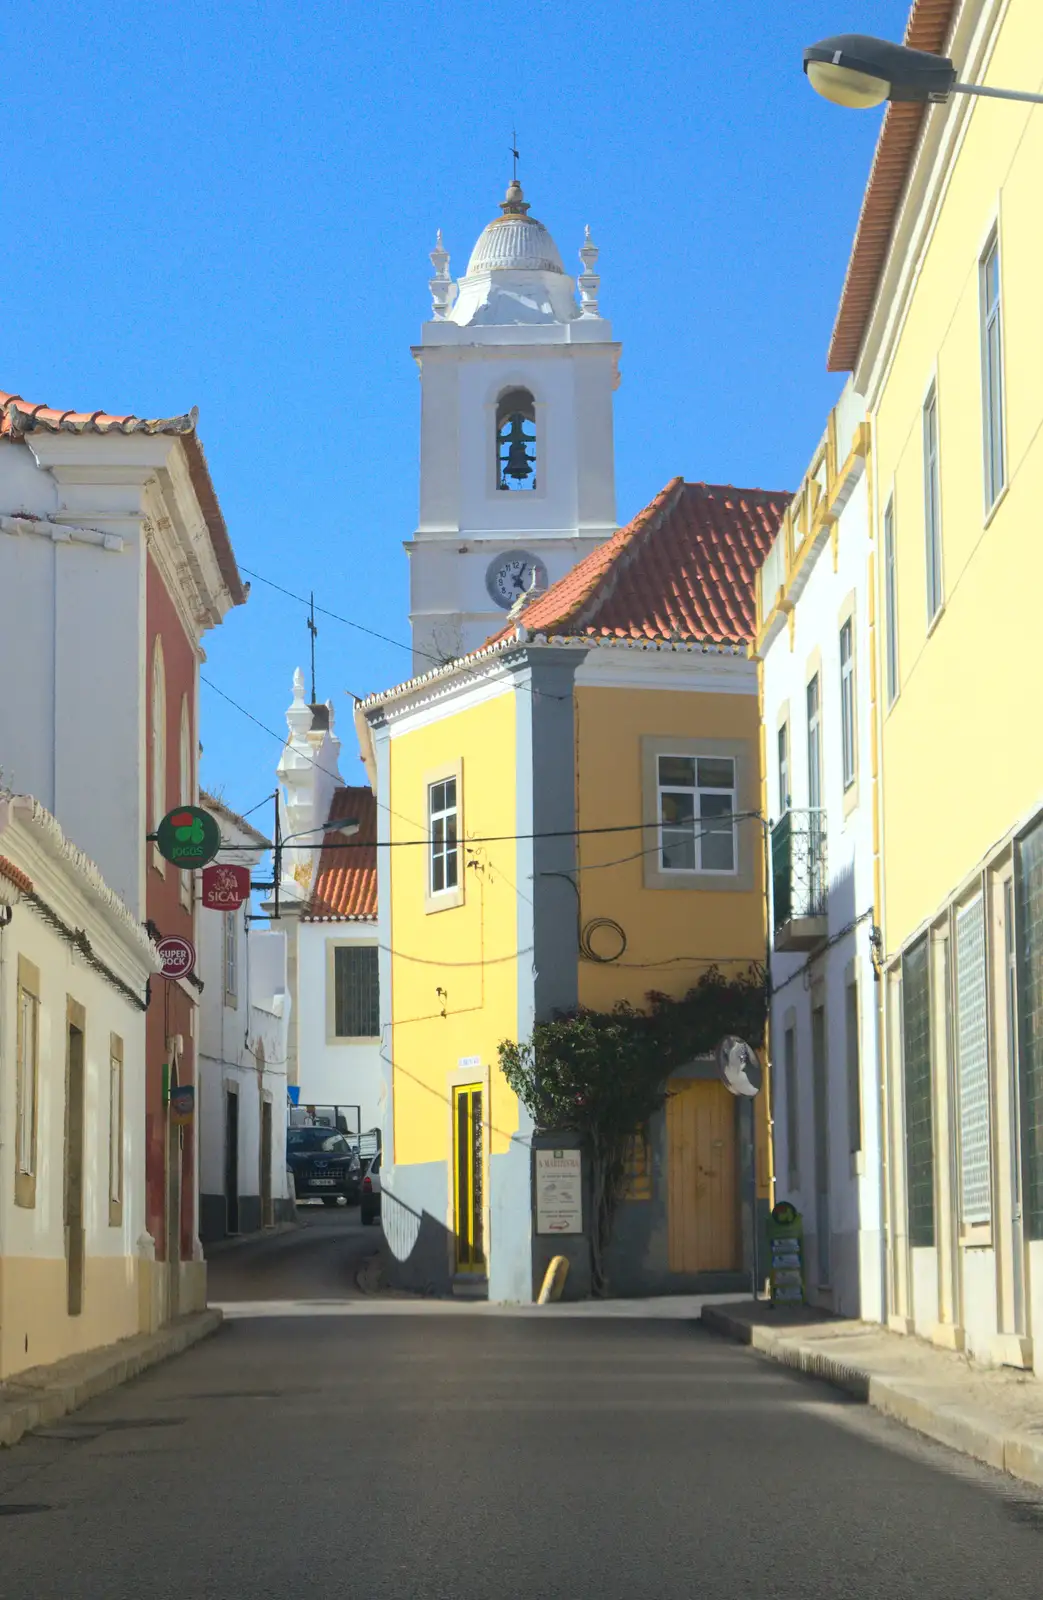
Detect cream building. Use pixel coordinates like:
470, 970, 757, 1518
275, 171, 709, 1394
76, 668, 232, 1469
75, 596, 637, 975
0, 794, 159, 1378
828, 0, 1043, 1368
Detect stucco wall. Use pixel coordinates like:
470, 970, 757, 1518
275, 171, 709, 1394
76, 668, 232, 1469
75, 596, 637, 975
0, 899, 147, 1378
295, 920, 384, 1133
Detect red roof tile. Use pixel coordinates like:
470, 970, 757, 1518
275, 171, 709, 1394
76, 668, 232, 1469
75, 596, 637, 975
0, 390, 246, 605
304, 786, 377, 921
492, 478, 790, 648
827, 0, 959, 371
0, 854, 33, 895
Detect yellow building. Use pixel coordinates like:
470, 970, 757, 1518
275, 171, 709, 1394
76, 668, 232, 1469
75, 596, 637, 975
360, 477, 788, 1300
831, 0, 1043, 1366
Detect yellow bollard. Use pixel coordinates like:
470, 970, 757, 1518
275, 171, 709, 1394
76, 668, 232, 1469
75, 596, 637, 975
538, 1255, 569, 1305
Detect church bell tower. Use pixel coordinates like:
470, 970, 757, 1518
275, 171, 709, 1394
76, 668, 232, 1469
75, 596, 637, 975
407, 178, 621, 667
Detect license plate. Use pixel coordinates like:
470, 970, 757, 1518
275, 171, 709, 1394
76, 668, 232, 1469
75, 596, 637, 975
310, 1178, 336, 1187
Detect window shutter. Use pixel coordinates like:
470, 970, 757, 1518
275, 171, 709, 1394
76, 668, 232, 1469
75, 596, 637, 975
956, 897, 991, 1225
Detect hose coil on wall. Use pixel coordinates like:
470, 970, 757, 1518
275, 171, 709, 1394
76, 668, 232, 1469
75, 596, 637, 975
579, 917, 627, 964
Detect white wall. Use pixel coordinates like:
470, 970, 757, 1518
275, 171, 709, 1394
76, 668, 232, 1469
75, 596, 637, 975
761, 393, 884, 1322
295, 920, 384, 1136
0, 439, 150, 915
197, 887, 290, 1232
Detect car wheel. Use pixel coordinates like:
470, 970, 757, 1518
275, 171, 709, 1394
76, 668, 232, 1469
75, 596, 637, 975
361, 1209, 374, 1226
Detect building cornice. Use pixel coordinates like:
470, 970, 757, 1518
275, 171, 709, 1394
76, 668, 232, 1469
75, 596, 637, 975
0, 793, 161, 993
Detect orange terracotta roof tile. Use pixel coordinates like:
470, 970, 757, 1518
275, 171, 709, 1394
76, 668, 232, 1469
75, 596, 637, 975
491, 478, 789, 648
0, 389, 246, 605
0, 854, 33, 895
827, 0, 958, 371
304, 786, 377, 921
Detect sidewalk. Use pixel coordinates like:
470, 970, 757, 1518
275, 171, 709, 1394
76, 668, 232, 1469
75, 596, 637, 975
0, 1309, 221, 1450
702, 1301, 1043, 1488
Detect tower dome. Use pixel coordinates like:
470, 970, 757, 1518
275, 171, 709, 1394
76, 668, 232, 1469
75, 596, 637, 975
465, 180, 565, 276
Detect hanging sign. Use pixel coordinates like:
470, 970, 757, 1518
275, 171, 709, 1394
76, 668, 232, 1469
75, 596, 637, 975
535, 1148, 583, 1235
170, 1084, 195, 1126
156, 935, 196, 981
767, 1201, 805, 1307
156, 806, 222, 869
201, 862, 251, 910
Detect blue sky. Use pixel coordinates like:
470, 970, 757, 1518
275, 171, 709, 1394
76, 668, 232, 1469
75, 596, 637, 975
6, 0, 910, 821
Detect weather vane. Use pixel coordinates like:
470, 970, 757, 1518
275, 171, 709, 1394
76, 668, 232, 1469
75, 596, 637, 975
511, 127, 520, 181
308, 591, 318, 704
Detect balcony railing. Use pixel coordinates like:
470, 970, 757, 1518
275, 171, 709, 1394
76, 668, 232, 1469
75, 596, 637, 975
771, 809, 827, 952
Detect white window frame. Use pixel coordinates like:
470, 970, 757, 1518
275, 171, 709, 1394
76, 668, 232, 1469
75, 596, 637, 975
656, 753, 738, 876
980, 231, 1006, 513
839, 619, 856, 791
923, 384, 943, 622
806, 674, 822, 812
224, 908, 238, 1006
429, 777, 460, 896
883, 499, 899, 706
777, 721, 789, 814
151, 637, 167, 872
17, 985, 39, 1179
331, 943, 381, 1040
179, 696, 193, 909
108, 1034, 124, 1222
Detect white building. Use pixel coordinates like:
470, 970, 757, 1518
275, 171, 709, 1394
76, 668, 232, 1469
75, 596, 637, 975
756, 382, 885, 1321
409, 178, 620, 666
197, 794, 293, 1241
0, 793, 159, 1378
270, 672, 383, 1140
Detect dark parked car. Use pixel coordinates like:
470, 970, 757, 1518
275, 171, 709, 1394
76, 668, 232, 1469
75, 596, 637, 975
287, 1129, 361, 1206
360, 1152, 381, 1225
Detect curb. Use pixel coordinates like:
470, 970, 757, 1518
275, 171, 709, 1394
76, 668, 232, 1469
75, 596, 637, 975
701, 1305, 1043, 1489
0, 1308, 222, 1451
204, 1220, 298, 1258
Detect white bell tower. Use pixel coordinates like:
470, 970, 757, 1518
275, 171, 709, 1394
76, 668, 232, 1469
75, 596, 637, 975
407, 179, 621, 667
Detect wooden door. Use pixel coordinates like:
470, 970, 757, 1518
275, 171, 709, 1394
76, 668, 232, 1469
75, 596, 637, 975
453, 1085, 485, 1273
261, 1099, 273, 1228
667, 1077, 738, 1273
64, 1006, 86, 1316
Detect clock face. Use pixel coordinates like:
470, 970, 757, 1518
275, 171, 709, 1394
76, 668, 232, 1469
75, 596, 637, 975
487, 550, 548, 609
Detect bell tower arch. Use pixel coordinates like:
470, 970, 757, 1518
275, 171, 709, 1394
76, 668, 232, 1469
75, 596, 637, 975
407, 181, 621, 667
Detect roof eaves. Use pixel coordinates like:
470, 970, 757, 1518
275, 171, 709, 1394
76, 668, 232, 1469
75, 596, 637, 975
826, 0, 959, 373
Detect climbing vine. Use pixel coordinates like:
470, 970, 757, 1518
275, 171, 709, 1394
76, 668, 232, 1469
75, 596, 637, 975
498, 965, 766, 1296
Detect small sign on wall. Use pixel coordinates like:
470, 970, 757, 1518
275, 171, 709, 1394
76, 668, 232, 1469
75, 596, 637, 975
535, 1148, 583, 1235
170, 1085, 195, 1127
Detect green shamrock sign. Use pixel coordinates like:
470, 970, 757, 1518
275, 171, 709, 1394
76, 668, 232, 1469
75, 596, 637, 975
156, 806, 222, 869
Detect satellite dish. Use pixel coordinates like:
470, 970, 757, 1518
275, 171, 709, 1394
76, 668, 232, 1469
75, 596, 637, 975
715, 1035, 763, 1098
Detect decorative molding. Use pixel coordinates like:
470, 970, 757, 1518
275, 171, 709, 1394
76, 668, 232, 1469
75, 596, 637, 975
0, 513, 123, 552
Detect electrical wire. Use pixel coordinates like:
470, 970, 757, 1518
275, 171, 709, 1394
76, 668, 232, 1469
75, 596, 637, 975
239, 566, 435, 666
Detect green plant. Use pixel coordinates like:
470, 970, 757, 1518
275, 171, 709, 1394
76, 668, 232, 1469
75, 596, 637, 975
498, 965, 766, 1296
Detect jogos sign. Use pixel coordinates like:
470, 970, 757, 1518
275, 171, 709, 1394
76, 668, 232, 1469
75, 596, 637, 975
156, 806, 221, 869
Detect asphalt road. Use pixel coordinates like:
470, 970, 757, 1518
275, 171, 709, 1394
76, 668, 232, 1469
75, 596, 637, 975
205, 1202, 376, 1303
2, 1222, 1043, 1598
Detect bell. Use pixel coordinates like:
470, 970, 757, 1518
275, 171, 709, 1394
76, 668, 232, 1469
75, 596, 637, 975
502, 414, 534, 483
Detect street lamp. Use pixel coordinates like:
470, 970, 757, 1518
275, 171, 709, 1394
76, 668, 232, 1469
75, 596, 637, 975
803, 33, 1043, 110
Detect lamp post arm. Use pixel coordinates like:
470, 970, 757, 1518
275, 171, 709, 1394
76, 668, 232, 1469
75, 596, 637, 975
952, 81, 1043, 105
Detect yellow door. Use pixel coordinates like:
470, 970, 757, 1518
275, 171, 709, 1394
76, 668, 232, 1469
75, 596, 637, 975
667, 1077, 739, 1273
453, 1085, 485, 1274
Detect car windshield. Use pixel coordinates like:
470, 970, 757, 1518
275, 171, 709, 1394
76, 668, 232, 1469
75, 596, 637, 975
287, 1130, 355, 1155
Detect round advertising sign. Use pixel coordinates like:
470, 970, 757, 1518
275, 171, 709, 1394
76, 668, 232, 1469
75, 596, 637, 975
156, 935, 196, 981
155, 806, 222, 869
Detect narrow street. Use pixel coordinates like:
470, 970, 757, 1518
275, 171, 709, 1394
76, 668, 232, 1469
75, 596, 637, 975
1, 1220, 1042, 1598
205, 1202, 375, 1305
